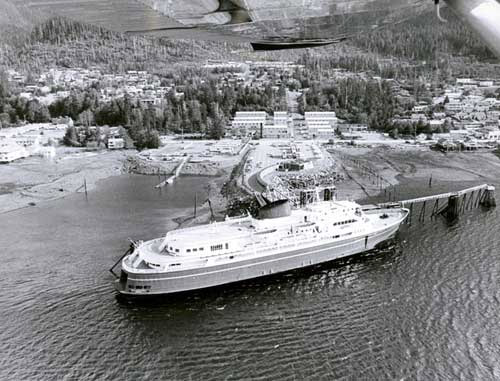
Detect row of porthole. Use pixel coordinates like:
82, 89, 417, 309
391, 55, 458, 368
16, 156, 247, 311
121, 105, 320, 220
128, 284, 152, 290
333, 219, 356, 226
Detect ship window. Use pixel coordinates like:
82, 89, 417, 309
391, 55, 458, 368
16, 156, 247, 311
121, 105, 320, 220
136, 285, 143, 289
193, 248, 197, 252
186, 249, 191, 253
225, 243, 229, 249
199, 247, 204, 251
211, 244, 223, 251
175, 249, 179, 253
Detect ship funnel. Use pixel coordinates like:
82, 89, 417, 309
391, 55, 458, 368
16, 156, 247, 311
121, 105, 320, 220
323, 187, 336, 201
258, 199, 291, 219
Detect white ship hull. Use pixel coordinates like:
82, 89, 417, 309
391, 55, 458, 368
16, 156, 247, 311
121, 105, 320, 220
115, 210, 406, 296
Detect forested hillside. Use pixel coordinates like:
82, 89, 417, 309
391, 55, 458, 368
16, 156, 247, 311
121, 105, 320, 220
351, 8, 495, 62
0, 17, 245, 73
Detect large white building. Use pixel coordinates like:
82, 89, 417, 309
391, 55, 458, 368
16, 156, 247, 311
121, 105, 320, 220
231, 111, 268, 137
261, 111, 292, 139
273, 111, 288, 126
305, 112, 338, 139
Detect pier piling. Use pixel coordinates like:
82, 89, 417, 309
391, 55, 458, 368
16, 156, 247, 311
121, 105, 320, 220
84, 178, 88, 202
480, 186, 496, 207
446, 195, 460, 221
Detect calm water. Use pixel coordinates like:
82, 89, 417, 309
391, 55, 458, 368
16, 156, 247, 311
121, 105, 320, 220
2, 174, 500, 380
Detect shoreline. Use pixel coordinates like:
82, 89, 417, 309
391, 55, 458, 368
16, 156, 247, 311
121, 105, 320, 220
331, 146, 500, 201
2, 145, 500, 219
0, 149, 129, 214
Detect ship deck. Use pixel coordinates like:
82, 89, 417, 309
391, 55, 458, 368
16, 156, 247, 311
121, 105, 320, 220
123, 206, 408, 274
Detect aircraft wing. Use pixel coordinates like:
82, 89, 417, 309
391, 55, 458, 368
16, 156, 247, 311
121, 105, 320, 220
9, 0, 500, 55
11, 0, 432, 48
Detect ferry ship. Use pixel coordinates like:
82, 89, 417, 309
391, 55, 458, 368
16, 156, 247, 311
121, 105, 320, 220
114, 198, 408, 296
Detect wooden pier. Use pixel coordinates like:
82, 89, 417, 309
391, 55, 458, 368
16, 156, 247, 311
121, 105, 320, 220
379, 184, 496, 224
155, 156, 191, 188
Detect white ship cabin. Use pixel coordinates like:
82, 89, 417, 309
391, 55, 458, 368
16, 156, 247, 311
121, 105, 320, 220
161, 201, 364, 256
125, 199, 379, 272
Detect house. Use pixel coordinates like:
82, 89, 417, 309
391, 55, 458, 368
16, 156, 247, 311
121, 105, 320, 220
108, 138, 125, 149
14, 135, 40, 147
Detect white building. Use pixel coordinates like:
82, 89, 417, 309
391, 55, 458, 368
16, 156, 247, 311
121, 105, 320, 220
479, 81, 494, 87
480, 128, 500, 141
445, 102, 463, 112
0, 140, 29, 163
273, 111, 288, 126
231, 111, 268, 137
108, 138, 125, 149
305, 112, 338, 139
413, 105, 428, 112
14, 135, 41, 147
262, 125, 290, 139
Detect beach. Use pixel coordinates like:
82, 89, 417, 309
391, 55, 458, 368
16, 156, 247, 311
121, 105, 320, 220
0, 148, 128, 214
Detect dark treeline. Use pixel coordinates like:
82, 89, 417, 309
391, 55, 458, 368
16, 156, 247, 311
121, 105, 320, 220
299, 79, 396, 128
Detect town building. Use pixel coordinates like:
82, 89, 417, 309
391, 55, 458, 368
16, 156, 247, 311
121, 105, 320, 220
14, 135, 41, 147
305, 112, 338, 139
262, 125, 290, 139
273, 111, 288, 126
231, 111, 268, 137
108, 137, 125, 149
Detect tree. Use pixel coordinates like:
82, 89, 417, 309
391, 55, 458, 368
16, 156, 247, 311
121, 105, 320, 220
78, 109, 94, 127
63, 126, 80, 146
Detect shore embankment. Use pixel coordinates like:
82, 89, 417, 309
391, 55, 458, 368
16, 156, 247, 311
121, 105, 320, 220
123, 155, 227, 177
250, 143, 500, 203
331, 146, 500, 201
0, 148, 128, 214
3, 143, 500, 220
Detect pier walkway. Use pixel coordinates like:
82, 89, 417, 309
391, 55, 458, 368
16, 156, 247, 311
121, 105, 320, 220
155, 155, 191, 188
379, 184, 496, 223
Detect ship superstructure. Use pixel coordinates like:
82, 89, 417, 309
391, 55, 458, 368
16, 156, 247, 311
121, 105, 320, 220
115, 199, 408, 295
